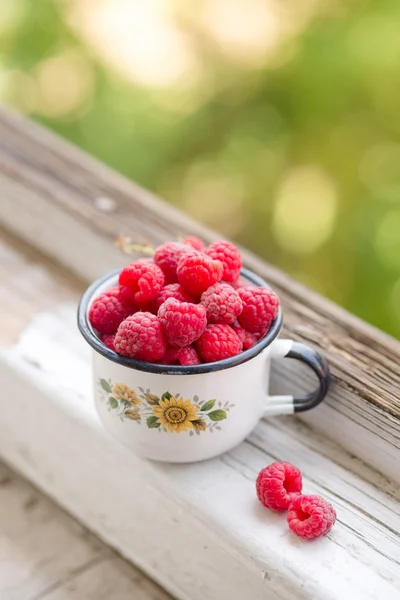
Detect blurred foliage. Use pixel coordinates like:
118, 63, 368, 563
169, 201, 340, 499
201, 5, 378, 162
1, 0, 400, 337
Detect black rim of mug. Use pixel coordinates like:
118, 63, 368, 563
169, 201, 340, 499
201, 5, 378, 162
77, 267, 283, 375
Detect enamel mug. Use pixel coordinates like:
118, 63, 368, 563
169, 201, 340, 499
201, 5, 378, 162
78, 269, 330, 463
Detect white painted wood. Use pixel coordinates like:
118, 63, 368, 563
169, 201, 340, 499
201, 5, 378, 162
0, 462, 172, 600
0, 307, 399, 600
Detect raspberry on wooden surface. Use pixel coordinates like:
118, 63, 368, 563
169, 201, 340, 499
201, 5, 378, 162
155, 283, 194, 311
177, 253, 223, 296
119, 260, 164, 305
256, 462, 302, 511
200, 283, 243, 324
196, 324, 242, 363
287, 495, 336, 540
237, 287, 280, 333
158, 298, 207, 347
114, 313, 166, 362
206, 240, 242, 284
89, 287, 134, 334
154, 242, 191, 284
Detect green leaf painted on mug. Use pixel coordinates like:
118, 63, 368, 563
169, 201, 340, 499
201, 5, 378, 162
109, 397, 118, 409
208, 409, 227, 422
147, 416, 160, 428
200, 399, 216, 412
100, 379, 112, 393
161, 391, 172, 401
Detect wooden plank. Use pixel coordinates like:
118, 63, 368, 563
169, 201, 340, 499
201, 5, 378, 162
0, 227, 84, 345
0, 107, 398, 480
0, 306, 399, 600
0, 461, 172, 600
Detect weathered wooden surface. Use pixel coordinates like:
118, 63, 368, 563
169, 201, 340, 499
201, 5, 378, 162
0, 307, 399, 600
0, 228, 174, 600
0, 128, 399, 599
0, 107, 399, 480
0, 461, 172, 600
0, 227, 84, 345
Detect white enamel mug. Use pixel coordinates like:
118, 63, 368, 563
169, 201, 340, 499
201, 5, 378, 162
78, 269, 330, 463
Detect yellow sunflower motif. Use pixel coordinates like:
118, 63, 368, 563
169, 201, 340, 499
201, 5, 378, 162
113, 383, 141, 407
152, 396, 199, 433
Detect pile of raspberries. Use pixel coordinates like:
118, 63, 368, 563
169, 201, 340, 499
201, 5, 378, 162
89, 237, 280, 365
256, 462, 336, 540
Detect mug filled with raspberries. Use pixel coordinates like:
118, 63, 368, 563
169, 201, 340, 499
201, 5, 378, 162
78, 238, 330, 462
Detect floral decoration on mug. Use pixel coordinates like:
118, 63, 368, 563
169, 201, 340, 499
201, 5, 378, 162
98, 378, 235, 435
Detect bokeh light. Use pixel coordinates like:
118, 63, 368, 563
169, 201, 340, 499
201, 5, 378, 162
199, 0, 283, 65
35, 51, 94, 117
272, 167, 337, 254
359, 143, 400, 203
375, 210, 400, 270
0, 0, 399, 338
68, 0, 199, 88
390, 278, 400, 328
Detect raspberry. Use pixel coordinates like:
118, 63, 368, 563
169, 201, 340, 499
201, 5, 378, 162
232, 276, 256, 289
178, 346, 202, 365
154, 242, 191, 284
119, 260, 164, 305
230, 321, 260, 349
256, 462, 302, 511
89, 287, 134, 334
206, 240, 242, 284
237, 287, 280, 333
196, 324, 242, 363
184, 235, 205, 251
200, 283, 243, 324
100, 333, 116, 351
158, 345, 201, 365
114, 313, 166, 362
177, 253, 223, 296
244, 333, 259, 349
288, 495, 336, 540
158, 298, 207, 347
230, 321, 245, 347
155, 283, 194, 310
243, 330, 263, 349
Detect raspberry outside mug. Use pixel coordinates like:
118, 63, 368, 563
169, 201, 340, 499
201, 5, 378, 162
78, 268, 330, 463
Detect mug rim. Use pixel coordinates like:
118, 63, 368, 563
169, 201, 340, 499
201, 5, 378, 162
77, 267, 282, 375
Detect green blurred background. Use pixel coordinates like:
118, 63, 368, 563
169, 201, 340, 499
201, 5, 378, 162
1, 0, 400, 337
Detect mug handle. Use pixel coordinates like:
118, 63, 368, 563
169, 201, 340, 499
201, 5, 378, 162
263, 339, 330, 417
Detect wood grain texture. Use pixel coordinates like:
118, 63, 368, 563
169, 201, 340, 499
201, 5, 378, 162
0, 462, 172, 600
0, 227, 84, 345
0, 307, 399, 600
0, 226, 173, 600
